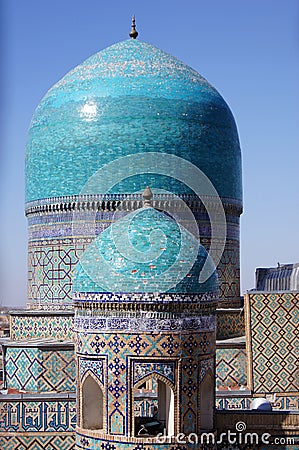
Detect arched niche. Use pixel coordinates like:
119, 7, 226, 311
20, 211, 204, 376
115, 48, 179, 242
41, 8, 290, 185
81, 373, 104, 430
133, 374, 175, 437
200, 372, 214, 431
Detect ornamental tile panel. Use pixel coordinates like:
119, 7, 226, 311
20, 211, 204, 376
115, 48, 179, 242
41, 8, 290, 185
0, 400, 76, 432
216, 310, 244, 340
6, 348, 75, 393
216, 348, 248, 390
11, 314, 73, 340
246, 292, 299, 394
0, 435, 75, 450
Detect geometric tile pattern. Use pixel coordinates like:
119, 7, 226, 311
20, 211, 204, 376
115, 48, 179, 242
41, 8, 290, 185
0, 435, 75, 450
201, 227, 240, 308
180, 353, 208, 436
77, 330, 215, 437
216, 348, 247, 390
27, 238, 89, 308
216, 310, 244, 340
39, 350, 75, 392
77, 332, 215, 360
216, 240, 240, 307
10, 314, 74, 340
74, 291, 217, 305
180, 354, 198, 436
6, 348, 40, 392
26, 207, 241, 309
0, 399, 76, 432
6, 348, 76, 393
246, 292, 299, 394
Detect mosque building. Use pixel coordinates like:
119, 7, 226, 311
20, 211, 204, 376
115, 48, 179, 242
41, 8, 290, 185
0, 18, 298, 450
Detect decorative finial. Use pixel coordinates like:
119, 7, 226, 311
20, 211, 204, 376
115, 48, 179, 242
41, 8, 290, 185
142, 186, 153, 207
129, 15, 138, 39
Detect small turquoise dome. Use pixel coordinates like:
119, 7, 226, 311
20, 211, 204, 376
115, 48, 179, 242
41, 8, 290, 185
72, 207, 218, 294
26, 39, 242, 203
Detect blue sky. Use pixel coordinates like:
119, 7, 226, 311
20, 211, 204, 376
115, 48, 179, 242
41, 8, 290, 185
0, 0, 298, 307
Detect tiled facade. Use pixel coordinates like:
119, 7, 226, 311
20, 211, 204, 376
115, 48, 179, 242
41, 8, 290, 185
216, 347, 247, 390
27, 237, 88, 310
5, 347, 75, 393
5, 347, 39, 392
3, 30, 244, 449
0, 435, 75, 450
0, 398, 76, 432
245, 291, 299, 395
9, 23, 299, 450
73, 201, 218, 447
77, 331, 213, 449
75, 329, 215, 436
10, 311, 73, 340
272, 396, 299, 410
216, 309, 244, 339
26, 38, 243, 311
26, 196, 241, 309
0, 397, 76, 450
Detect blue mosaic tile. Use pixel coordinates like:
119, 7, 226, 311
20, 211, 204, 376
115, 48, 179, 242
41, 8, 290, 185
26, 40, 242, 203
0, 400, 76, 432
72, 207, 218, 294
6, 347, 76, 393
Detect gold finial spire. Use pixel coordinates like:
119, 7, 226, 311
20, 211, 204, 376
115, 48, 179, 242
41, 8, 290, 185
142, 186, 153, 207
129, 15, 138, 39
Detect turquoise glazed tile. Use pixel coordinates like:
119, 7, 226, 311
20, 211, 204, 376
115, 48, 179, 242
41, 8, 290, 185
26, 40, 242, 203
72, 207, 218, 294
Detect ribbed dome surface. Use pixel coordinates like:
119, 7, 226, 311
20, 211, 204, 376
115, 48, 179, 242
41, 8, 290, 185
72, 207, 218, 294
26, 39, 242, 203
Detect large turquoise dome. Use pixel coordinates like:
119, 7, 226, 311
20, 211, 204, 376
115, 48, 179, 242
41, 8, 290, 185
72, 207, 218, 294
26, 39, 242, 203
